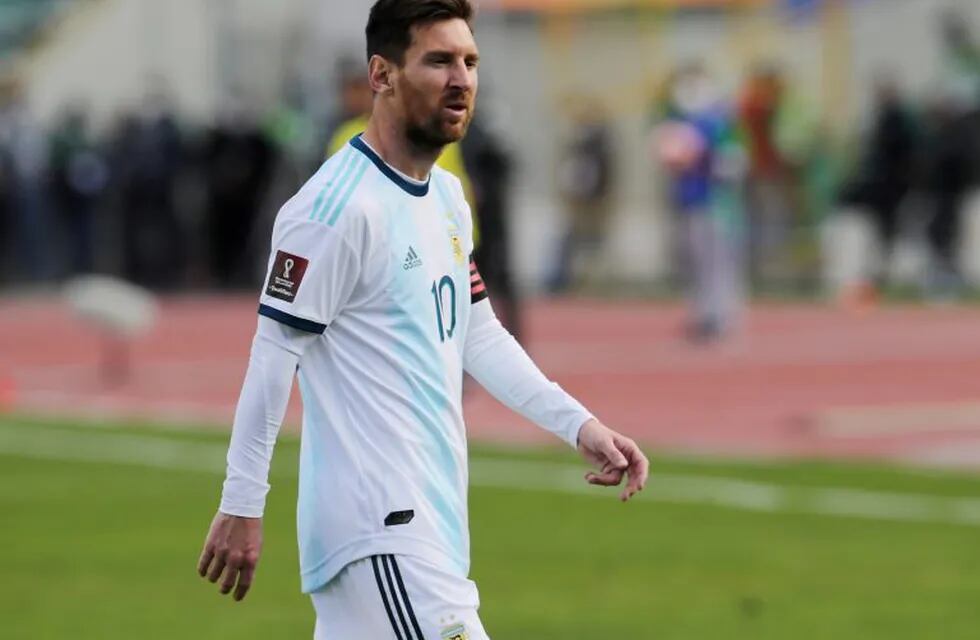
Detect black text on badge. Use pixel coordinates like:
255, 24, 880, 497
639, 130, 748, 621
266, 251, 309, 303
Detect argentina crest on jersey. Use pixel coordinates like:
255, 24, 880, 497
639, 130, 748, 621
440, 622, 468, 640
445, 211, 466, 266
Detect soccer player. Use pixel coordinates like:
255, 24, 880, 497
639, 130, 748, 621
197, 1, 649, 638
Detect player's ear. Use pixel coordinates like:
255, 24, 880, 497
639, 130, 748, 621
368, 55, 394, 95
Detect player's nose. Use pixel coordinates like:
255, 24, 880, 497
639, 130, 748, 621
447, 59, 475, 93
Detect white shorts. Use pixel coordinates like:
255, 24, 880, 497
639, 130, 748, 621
311, 554, 491, 640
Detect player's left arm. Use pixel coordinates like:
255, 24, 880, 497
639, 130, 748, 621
463, 267, 648, 501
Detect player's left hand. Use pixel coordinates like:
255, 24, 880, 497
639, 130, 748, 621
576, 419, 649, 502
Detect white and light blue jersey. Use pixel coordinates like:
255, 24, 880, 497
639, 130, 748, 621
257, 135, 481, 593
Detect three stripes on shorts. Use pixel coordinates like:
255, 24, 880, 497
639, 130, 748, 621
371, 555, 427, 640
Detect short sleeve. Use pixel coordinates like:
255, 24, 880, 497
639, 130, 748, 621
258, 216, 361, 334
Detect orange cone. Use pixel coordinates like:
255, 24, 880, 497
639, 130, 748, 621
839, 280, 879, 315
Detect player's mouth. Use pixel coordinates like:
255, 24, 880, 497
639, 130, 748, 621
442, 101, 469, 121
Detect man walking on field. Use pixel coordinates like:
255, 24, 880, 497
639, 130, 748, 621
197, 1, 649, 637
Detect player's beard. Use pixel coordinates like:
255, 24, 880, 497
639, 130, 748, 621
404, 102, 472, 153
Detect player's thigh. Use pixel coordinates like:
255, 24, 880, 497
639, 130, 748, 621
311, 554, 490, 640
311, 556, 396, 639
383, 554, 490, 640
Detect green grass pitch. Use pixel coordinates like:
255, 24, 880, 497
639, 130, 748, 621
2, 416, 979, 639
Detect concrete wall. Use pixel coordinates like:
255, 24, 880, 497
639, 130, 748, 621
20, 0, 335, 128
23, 0, 217, 126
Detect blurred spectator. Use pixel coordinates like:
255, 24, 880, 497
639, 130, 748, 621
918, 13, 979, 295
462, 114, 521, 342
738, 65, 793, 288
837, 76, 917, 281
265, 80, 320, 177
113, 92, 184, 290
254, 81, 321, 284
940, 11, 980, 120
652, 63, 745, 342
48, 106, 109, 275
0, 122, 7, 272
921, 95, 974, 292
781, 105, 836, 241
326, 58, 375, 154
203, 99, 275, 289
549, 97, 614, 293
0, 79, 52, 284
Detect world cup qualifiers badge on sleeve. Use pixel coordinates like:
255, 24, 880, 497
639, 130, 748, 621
266, 251, 309, 303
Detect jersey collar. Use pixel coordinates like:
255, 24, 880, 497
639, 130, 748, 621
349, 134, 430, 198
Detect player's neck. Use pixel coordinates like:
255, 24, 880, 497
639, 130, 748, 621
361, 117, 440, 182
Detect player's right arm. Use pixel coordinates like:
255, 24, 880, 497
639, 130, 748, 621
197, 316, 315, 601
197, 206, 364, 601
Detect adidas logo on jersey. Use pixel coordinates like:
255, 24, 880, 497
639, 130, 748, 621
403, 246, 423, 270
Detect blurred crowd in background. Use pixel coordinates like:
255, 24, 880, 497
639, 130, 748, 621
0, 77, 312, 291
653, 14, 980, 337
556, 11, 979, 338
0, 1, 978, 342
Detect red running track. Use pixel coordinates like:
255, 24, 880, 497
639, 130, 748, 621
3, 295, 980, 469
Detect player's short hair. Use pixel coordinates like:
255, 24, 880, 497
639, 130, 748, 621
366, 0, 474, 66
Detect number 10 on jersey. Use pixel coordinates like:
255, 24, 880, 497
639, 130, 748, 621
431, 275, 456, 342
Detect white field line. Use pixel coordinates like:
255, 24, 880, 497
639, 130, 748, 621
15, 391, 241, 426
2, 423, 980, 528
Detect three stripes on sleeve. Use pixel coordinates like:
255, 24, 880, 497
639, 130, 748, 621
309, 148, 369, 227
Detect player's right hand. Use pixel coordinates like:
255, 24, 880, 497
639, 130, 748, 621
197, 511, 264, 602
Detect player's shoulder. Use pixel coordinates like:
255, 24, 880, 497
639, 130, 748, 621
431, 164, 459, 183
431, 165, 466, 201
278, 144, 377, 232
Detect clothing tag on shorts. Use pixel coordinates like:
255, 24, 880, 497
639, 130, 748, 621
265, 251, 309, 303
440, 623, 468, 640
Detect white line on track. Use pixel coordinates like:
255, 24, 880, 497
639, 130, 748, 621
813, 401, 980, 438
3, 423, 980, 528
